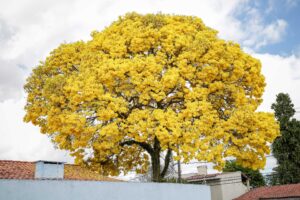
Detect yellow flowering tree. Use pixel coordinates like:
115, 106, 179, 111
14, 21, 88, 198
24, 13, 279, 182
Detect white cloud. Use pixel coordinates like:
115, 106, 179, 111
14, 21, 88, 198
237, 5, 287, 49
254, 19, 287, 49
256, 53, 300, 116
0, 98, 73, 162
0, 59, 25, 101
0, 18, 15, 43
263, 20, 287, 43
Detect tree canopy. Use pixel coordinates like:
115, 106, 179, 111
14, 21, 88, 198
223, 160, 265, 188
271, 93, 300, 185
24, 13, 279, 182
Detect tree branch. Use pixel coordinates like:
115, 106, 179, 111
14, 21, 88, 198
160, 148, 172, 178
71, 65, 79, 71
162, 98, 184, 108
120, 140, 154, 155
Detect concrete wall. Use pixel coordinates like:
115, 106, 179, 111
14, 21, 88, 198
210, 184, 223, 200
204, 171, 248, 200
0, 179, 211, 200
220, 180, 247, 200
218, 172, 248, 200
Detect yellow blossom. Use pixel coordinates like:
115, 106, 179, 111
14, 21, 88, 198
24, 13, 279, 179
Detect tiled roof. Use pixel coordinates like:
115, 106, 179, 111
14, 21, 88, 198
186, 173, 221, 181
234, 183, 300, 200
0, 160, 34, 180
0, 160, 120, 182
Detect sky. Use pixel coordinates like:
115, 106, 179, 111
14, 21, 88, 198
0, 0, 299, 178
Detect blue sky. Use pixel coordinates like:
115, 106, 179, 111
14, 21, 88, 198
0, 0, 299, 178
242, 0, 300, 55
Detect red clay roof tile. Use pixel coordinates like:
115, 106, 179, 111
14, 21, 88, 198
0, 160, 121, 182
234, 183, 300, 200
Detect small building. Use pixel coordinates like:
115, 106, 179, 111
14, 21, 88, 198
184, 166, 249, 200
234, 183, 300, 200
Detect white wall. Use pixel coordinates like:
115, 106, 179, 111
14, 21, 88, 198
0, 179, 211, 200
219, 172, 248, 200
206, 171, 248, 200
220, 181, 247, 200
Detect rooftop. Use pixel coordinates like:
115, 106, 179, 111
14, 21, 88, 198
185, 173, 221, 181
0, 160, 120, 182
234, 183, 300, 200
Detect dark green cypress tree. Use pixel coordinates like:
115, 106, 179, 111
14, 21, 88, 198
271, 93, 300, 185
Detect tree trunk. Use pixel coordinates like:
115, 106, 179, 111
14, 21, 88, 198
151, 137, 161, 182
151, 151, 161, 182
120, 138, 170, 182
177, 159, 181, 183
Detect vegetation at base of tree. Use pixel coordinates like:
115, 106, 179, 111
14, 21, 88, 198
271, 93, 300, 185
223, 160, 265, 188
160, 177, 188, 184
24, 12, 279, 182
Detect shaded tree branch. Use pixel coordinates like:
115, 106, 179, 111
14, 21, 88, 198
160, 148, 172, 178
120, 140, 154, 155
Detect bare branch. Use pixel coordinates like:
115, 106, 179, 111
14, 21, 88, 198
120, 140, 154, 155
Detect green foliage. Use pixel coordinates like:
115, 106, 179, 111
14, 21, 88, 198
271, 93, 300, 185
223, 160, 265, 188
271, 93, 295, 129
